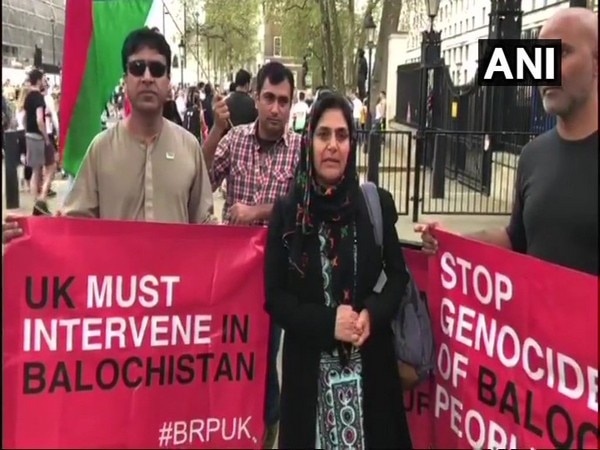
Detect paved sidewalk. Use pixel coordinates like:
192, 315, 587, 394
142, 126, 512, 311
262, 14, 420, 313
3, 165, 508, 242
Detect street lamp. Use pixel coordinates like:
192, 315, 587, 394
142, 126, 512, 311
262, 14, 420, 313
178, 39, 185, 86
364, 12, 376, 107
426, 0, 441, 29
364, 12, 378, 184
412, 0, 443, 215
50, 17, 56, 66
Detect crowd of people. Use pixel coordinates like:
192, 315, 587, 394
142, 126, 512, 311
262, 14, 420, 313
2, 72, 62, 213
1, 6, 598, 449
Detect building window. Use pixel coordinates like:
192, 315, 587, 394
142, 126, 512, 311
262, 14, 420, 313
2, 44, 18, 58
482, 7, 487, 25
273, 36, 282, 57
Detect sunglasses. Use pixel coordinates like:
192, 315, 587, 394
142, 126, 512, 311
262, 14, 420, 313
127, 60, 167, 78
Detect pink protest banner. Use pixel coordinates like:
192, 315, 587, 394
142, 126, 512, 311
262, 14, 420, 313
3, 218, 270, 449
407, 230, 598, 449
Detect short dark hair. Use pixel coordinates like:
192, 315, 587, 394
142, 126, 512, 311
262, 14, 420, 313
121, 27, 172, 76
299, 91, 306, 101
256, 62, 294, 97
28, 69, 44, 86
234, 69, 252, 87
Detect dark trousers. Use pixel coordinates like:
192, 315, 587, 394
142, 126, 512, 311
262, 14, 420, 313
24, 165, 32, 181
264, 323, 282, 426
17, 131, 32, 181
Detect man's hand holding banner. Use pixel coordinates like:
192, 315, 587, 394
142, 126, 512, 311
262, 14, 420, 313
406, 230, 598, 449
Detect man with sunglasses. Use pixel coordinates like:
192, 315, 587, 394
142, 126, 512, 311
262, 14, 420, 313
3, 28, 212, 243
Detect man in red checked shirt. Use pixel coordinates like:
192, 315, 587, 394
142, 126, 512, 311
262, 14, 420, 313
202, 61, 302, 227
201, 62, 302, 449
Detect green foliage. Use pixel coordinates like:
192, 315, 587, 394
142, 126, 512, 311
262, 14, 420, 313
184, 0, 389, 89
264, 0, 382, 89
185, 0, 260, 76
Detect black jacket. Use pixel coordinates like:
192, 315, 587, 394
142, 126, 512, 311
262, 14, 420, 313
265, 187, 413, 449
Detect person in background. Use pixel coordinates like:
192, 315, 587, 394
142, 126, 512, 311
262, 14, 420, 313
417, 7, 598, 276
2, 93, 11, 161
265, 92, 412, 449
201, 83, 215, 130
225, 69, 257, 127
163, 87, 183, 126
228, 82, 236, 95
290, 91, 309, 133
197, 81, 206, 101
350, 91, 364, 146
3, 27, 213, 244
2, 93, 11, 131
43, 78, 59, 197
15, 86, 32, 191
23, 69, 53, 214
374, 90, 386, 131
175, 87, 186, 122
350, 91, 363, 130
183, 87, 202, 141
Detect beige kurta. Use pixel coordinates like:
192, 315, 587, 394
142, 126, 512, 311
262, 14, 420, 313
62, 118, 212, 224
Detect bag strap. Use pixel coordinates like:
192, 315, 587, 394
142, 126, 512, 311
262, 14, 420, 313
360, 182, 383, 249
361, 182, 387, 293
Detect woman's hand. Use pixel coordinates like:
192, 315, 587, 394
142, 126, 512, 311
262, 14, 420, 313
354, 309, 371, 347
334, 305, 359, 343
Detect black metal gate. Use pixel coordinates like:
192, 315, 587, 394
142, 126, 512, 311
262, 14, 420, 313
417, 130, 537, 215
356, 129, 413, 216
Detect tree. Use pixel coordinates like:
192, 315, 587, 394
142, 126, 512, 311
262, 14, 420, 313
184, 0, 260, 82
264, 0, 368, 90
369, 0, 402, 110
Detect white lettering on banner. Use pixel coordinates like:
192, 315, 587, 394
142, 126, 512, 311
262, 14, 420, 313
86, 275, 181, 309
437, 343, 468, 389
439, 296, 598, 412
464, 409, 518, 450
431, 246, 599, 450
435, 384, 520, 449
157, 416, 254, 447
440, 252, 512, 311
22, 315, 213, 352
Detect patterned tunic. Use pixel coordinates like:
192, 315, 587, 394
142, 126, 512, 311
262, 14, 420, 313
315, 223, 366, 450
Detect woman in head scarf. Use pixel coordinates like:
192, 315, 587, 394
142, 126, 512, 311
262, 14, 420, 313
162, 86, 183, 126
265, 92, 413, 449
